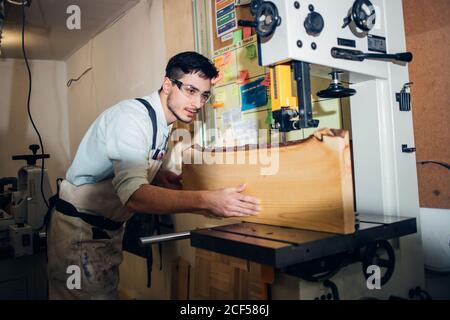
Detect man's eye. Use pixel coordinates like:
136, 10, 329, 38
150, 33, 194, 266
201, 94, 210, 100
187, 88, 197, 95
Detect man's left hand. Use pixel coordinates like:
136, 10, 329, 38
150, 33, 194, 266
313, 128, 336, 141
154, 169, 182, 190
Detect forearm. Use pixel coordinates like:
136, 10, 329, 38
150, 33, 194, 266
126, 184, 208, 214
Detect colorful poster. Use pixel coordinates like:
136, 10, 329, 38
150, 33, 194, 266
240, 77, 268, 111
216, 0, 237, 38
213, 50, 237, 87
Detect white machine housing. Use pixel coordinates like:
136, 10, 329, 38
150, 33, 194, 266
259, 0, 424, 298
9, 224, 33, 257
0, 165, 52, 256
14, 166, 52, 230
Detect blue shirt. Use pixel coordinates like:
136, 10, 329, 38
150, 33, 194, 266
66, 91, 171, 205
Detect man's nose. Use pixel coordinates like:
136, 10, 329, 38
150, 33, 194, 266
191, 94, 203, 109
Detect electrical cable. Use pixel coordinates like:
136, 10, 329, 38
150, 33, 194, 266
21, 2, 49, 208
67, 67, 92, 87
417, 160, 450, 171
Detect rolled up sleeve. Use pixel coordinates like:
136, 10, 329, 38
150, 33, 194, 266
106, 107, 152, 205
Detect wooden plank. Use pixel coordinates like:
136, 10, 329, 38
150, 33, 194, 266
193, 249, 273, 300
182, 130, 355, 234
193, 255, 211, 299
210, 261, 235, 299
248, 262, 273, 300
403, 0, 450, 209
170, 256, 191, 300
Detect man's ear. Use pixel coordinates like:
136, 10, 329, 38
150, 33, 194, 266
162, 77, 173, 95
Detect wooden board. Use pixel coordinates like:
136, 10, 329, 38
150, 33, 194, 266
182, 130, 355, 234
170, 256, 191, 300
403, 0, 450, 209
193, 249, 274, 300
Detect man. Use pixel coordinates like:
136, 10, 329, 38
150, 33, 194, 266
47, 52, 261, 300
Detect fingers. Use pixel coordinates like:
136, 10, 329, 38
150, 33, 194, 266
226, 199, 260, 216
324, 128, 335, 136
313, 131, 322, 140
235, 199, 260, 212
234, 184, 246, 193
238, 194, 261, 205
313, 128, 336, 141
209, 184, 261, 218
211, 199, 260, 218
230, 184, 261, 206
224, 183, 251, 194
224, 209, 258, 217
231, 207, 258, 216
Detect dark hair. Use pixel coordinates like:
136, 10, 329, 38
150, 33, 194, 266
165, 51, 218, 80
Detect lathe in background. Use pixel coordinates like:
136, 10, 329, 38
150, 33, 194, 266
0, 145, 51, 299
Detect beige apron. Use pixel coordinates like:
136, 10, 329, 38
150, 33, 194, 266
47, 159, 163, 300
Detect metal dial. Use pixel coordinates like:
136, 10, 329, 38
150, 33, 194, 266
352, 0, 376, 32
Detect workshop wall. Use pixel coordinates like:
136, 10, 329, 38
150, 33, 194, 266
162, 0, 195, 62
65, 0, 167, 159
403, 0, 450, 209
0, 59, 70, 190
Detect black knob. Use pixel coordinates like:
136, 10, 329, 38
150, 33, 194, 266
304, 11, 324, 36
29, 144, 40, 155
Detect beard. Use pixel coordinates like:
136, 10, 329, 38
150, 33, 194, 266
168, 104, 191, 123
167, 95, 195, 124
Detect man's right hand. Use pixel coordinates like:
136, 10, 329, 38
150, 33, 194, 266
203, 184, 261, 218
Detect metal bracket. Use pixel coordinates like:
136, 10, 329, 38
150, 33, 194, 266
396, 82, 413, 111
402, 144, 416, 153
294, 61, 320, 129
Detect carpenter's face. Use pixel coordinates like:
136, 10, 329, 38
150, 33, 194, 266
166, 72, 212, 123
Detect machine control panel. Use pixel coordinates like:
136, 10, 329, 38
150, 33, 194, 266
243, 0, 408, 79
304, 8, 324, 36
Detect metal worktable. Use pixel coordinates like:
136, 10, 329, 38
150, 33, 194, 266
189, 214, 417, 268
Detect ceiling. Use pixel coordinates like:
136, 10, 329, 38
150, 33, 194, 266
0, 0, 140, 60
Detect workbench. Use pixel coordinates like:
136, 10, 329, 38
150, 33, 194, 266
190, 214, 416, 269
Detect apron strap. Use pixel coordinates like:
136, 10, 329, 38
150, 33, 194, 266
123, 98, 168, 288
54, 198, 124, 231
135, 98, 158, 150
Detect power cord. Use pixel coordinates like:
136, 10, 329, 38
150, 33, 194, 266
417, 160, 450, 171
21, 2, 49, 208
67, 67, 92, 87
